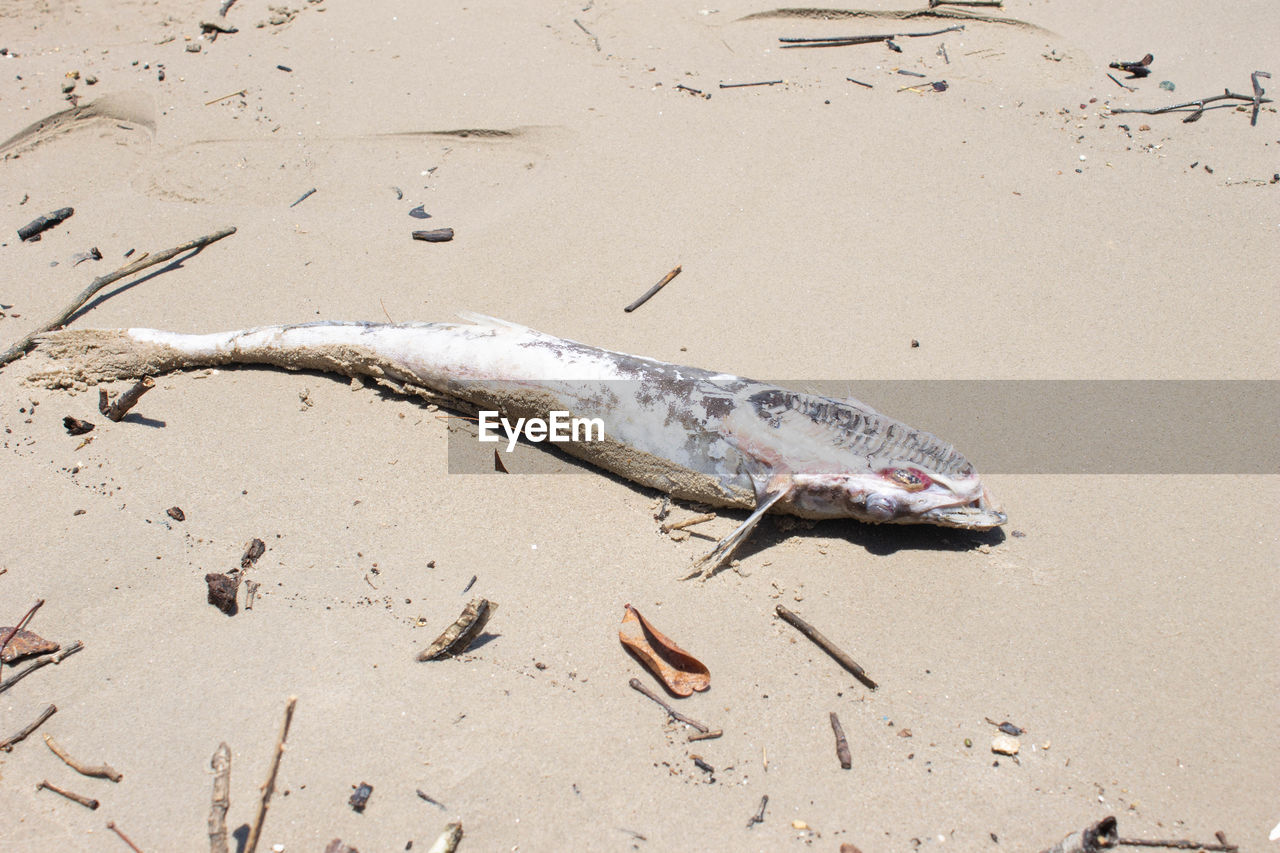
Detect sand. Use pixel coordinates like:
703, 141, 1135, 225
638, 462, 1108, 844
1, 0, 1277, 850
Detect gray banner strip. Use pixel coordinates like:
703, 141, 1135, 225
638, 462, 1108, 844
446, 380, 1279, 475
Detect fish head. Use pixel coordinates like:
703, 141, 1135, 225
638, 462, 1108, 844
789, 464, 1006, 530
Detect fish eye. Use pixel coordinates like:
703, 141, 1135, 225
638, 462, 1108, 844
883, 467, 932, 492
865, 492, 897, 521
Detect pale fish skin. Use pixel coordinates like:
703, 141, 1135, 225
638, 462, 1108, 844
32, 315, 1006, 576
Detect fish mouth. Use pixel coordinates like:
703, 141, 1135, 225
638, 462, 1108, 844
918, 503, 1008, 530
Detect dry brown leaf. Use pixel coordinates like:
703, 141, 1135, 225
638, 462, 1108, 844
619, 604, 709, 696
0, 628, 59, 663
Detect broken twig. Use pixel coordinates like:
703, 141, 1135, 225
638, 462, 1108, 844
44, 734, 122, 781
0, 641, 84, 695
573, 18, 600, 51
289, 187, 316, 208
628, 677, 710, 732
0, 703, 57, 752
99, 377, 154, 421
719, 80, 784, 88
37, 778, 99, 810
775, 605, 877, 689
107, 820, 144, 853
417, 598, 496, 661
747, 794, 768, 828
780, 24, 963, 49
830, 711, 852, 768
660, 512, 715, 533
244, 696, 297, 853
18, 207, 74, 242
1109, 88, 1272, 119
0, 226, 237, 368
623, 265, 682, 312
209, 741, 231, 853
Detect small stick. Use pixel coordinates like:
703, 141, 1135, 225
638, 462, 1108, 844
43, 734, 123, 781
775, 605, 878, 689
1109, 90, 1272, 116
628, 677, 710, 732
107, 820, 145, 853
623, 265, 681, 312
0, 641, 84, 695
244, 696, 297, 853
208, 741, 231, 853
37, 778, 99, 810
412, 228, 455, 243
416, 789, 446, 809
0, 598, 44, 663
289, 188, 316, 208
1107, 73, 1137, 92
0, 226, 237, 368
687, 729, 722, 742
0, 703, 57, 752
100, 377, 154, 421
204, 90, 246, 105
780, 24, 963, 49
660, 512, 715, 533
1251, 70, 1271, 127
846, 77, 873, 88
675, 84, 703, 95
573, 18, 600, 52
1116, 839, 1236, 851
719, 80, 783, 88
829, 711, 852, 768
930, 0, 1001, 6
746, 794, 769, 828
18, 207, 74, 242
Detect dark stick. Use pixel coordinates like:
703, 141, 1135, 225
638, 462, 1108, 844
0, 226, 237, 368
623, 265, 682, 312
107, 820, 145, 853
719, 80, 784, 88
775, 605, 878, 689
829, 712, 852, 769
675, 84, 703, 95
44, 734, 123, 781
289, 188, 316, 208
1107, 73, 1137, 91
0, 641, 84, 695
0, 599, 44, 664
846, 77, 874, 88
37, 779, 99, 810
573, 18, 600, 52
1251, 70, 1270, 127
0, 703, 57, 751
780, 24, 963, 49
1116, 839, 1236, 851
416, 789, 447, 809
746, 794, 769, 828
930, 0, 1002, 6
1110, 90, 1272, 116
244, 696, 297, 853
412, 228, 454, 243
99, 377, 154, 421
18, 207, 74, 242
628, 677, 710, 732
209, 742, 231, 853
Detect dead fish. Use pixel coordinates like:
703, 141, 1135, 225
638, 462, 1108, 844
31, 316, 1005, 576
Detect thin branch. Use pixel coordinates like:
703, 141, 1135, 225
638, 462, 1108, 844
208, 742, 231, 853
43, 734, 123, 781
775, 605, 878, 689
628, 677, 710, 732
0, 640, 84, 695
1109, 89, 1272, 117
244, 696, 297, 853
780, 24, 963, 49
829, 711, 852, 769
0, 226, 237, 368
0, 703, 57, 751
37, 778, 99, 810
107, 820, 145, 853
623, 265, 682, 312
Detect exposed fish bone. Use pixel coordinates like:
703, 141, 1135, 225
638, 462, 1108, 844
31, 315, 1006, 577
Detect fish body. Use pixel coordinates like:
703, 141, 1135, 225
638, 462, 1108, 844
34, 316, 1005, 575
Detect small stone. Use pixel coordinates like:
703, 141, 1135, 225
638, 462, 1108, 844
166, 506, 186, 522
1159, 80, 1175, 91
61, 80, 75, 93
85, 74, 97, 85
791, 820, 810, 830
991, 735, 1020, 755
186, 43, 202, 53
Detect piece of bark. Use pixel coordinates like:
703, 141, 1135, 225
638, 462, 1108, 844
240, 538, 265, 569
0, 627, 59, 663
412, 228, 454, 243
417, 598, 496, 661
209, 741, 231, 853
62, 416, 94, 436
205, 572, 240, 615
18, 207, 74, 242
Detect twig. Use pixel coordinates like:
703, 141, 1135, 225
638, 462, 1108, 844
829, 711, 852, 769
573, 18, 600, 51
746, 794, 768, 828
107, 820, 145, 853
208, 741, 231, 853
0, 640, 84, 695
930, 0, 1001, 6
687, 729, 722, 742
412, 228, 455, 243
37, 778, 99, 810
719, 80, 783, 88
0, 227, 237, 368
0, 703, 57, 752
1107, 73, 1137, 92
628, 677, 710, 732
43, 734, 122, 781
416, 789, 446, 809
244, 696, 297, 853
99, 377, 154, 421
1117, 839, 1236, 851
205, 90, 246, 105
660, 512, 715, 533
1109, 89, 1272, 117
289, 187, 316, 208
780, 24, 963, 49
0, 598, 44, 664
1251, 70, 1271, 127
775, 605, 878, 689
846, 77, 874, 88
674, 84, 703, 95
18, 207, 74, 242
623, 265, 682, 312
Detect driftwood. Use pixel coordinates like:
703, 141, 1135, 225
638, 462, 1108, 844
243, 696, 297, 853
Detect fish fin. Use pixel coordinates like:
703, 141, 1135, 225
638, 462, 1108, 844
455, 312, 531, 331
683, 468, 792, 581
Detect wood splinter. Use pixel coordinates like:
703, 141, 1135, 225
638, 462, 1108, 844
628, 677, 711, 733
0, 703, 56, 752
107, 820, 145, 853
660, 512, 716, 533
98, 377, 154, 421
243, 696, 297, 853
209, 742, 231, 853
776, 604, 878, 690
37, 778, 99, 810
623, 265, 682, 312
829, 711, 852, 769
44, 734, 122, 781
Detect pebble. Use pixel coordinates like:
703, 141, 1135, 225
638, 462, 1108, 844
991, 735, 1020, 755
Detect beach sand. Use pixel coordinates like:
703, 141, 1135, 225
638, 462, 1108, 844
1, 0, 1276, 850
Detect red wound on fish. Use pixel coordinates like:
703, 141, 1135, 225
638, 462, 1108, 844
883, 467, 932, 491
